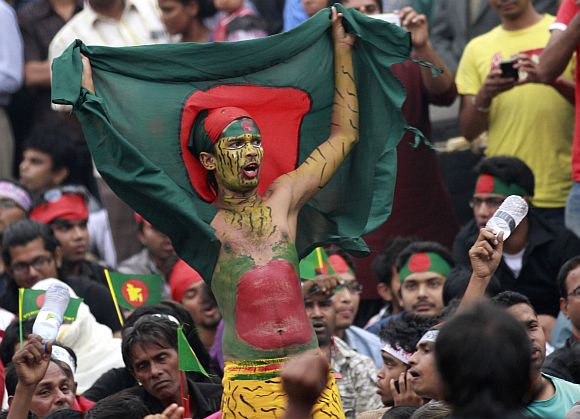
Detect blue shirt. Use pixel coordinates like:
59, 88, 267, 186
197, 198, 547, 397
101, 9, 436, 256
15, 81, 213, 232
345, 325, 383, 369
525, 374, 580, 418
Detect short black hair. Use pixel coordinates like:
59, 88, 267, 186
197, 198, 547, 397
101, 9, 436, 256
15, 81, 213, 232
436, 302, 531, 418
491, 291, 534, 312
396, 241, 454, 274
121, 316, 178, 372
476, 156, 535, 197
174, 0, 216, 19
443, 265, 502, 305
46, 409, 84, 419
373, 237, 416, 286
557, 255, 580, 298
23, 123, 77, 174
85, 393, 150, 419
0, 318, 34, 366
2, 220, 59, 266
338, 0, 383, 13
379, 312, 439, 353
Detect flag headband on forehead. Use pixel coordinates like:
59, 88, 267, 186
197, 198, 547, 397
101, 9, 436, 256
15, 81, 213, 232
382, 343, 412, 365
399, 252, 452, 282
189, 107, 259, 157
0, 181, 32, 211
29, 193, 89, 224
475, 174, 529, 197
418, 323, 445, 345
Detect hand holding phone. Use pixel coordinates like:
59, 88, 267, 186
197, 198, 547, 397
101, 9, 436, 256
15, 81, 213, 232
500, 60, 519, 80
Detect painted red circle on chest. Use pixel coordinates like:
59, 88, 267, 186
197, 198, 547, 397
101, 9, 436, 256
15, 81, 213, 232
235, 259, 312, 349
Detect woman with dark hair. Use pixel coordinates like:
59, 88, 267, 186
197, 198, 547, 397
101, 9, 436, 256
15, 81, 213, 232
158, 0, 215, 42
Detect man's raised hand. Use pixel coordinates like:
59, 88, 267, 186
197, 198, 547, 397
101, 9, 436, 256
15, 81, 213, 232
12, 335, 52, 388
469, 228, 504, 282
331, 6, 355, 50
81, 55, 95, 94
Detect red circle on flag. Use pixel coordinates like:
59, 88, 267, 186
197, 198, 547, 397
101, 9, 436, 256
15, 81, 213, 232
476, 174, 495, 194
36, 294, 45, 308
408, 253, 431, 273
121, 280, 149, 308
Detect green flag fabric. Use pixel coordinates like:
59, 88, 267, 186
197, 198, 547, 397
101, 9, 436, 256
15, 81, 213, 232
51, 5, 417, 282
299, 247, 336, 280
106, 272, 163, 310
20, 289, 82, 322
178, 326, 209, 377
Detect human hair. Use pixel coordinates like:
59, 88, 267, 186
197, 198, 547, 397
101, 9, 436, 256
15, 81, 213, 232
557, 255, 580, 298
0, 318, 34, 366
475, 156, 535, 197
396, 241, 454, 273
85, 393, 151, 419
5, 358, 73, 397
45, 409, 84, 419
124, 301, 211, 374
435, 302, 531, 418
372, 237, 415, 286
379, 312, 439, 353
491, 291, 534, 311
443, 265, 502, 305
382, 406, 416, 419
121, 316, 178, 372
2, 220, 59, 266
174, 0, 216, 19
409, 401, 451, 419
338, 0, 383, 12
23, 123, 77, 175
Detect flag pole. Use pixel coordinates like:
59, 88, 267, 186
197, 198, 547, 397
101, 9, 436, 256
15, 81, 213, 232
315, 247, 324, 272
179, 370, 190, 418
18, 288, 24, 348
104, 269, 124, 327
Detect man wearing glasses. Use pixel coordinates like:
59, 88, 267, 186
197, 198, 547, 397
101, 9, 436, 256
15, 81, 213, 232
452, 156, 580, 341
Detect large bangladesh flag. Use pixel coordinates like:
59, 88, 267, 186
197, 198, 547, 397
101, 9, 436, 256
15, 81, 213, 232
51, 5, 420, 282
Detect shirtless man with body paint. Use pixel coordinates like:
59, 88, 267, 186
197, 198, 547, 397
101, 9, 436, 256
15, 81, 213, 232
82, 7, 357, 417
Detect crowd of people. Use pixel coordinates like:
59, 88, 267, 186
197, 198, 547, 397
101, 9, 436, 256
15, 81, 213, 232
3, 0, 580, 418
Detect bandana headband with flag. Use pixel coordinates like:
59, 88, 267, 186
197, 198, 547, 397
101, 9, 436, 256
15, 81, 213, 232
30, 194, 89, 224
418, 323, 445, 345
399, 252, 452, 282
475, 174, 529, 197
381, 343, 412, 364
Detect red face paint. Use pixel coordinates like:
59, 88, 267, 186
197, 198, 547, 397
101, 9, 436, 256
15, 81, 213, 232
235, 260, 313, 350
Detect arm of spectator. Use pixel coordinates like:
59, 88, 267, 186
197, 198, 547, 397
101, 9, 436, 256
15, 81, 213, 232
537, 17, 580, 84
301, 274, 340, 297
24, 61, 51, 88
459, 67, 517, 141
282, 350, 329, 419
400, 7, 456, 104
429, 0, 458, 73
7, 336, 52, 419
458, 228, 503, 312
0, 4, 23, 95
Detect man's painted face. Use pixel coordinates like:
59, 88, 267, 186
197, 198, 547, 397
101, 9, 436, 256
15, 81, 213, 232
400, 271, 446, 317
213, 118, 263, 193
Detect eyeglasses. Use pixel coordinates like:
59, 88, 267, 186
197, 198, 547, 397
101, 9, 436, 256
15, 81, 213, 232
11, 255, 53, 275
568, 287, 580, 298
469, 197, 505, 209
339, 281, 364, 294
0, 198, 19, 209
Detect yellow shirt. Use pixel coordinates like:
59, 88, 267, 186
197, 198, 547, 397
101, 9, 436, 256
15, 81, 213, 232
456, 14, 574, 208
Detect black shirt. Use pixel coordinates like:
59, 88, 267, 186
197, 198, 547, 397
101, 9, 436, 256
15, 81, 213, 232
452, 210, 580, 316
543, 336, 579, 383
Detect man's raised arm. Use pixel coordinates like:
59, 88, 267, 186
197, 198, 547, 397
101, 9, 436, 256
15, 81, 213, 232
282, 6, 358, 212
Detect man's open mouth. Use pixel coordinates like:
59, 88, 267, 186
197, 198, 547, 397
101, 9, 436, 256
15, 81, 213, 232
242, 163, 259, 179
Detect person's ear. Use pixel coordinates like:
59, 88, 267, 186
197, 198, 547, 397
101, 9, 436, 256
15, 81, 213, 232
7, 395, 13, 407
51, 167, 69, 186
561, 297, 570, 319
376, 283, 393, 303
199, 152, 216, 171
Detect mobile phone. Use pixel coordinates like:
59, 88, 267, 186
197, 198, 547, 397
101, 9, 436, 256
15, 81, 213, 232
371, 13, 401, 27
500, 60, 519, 80
393, 379, 400, 393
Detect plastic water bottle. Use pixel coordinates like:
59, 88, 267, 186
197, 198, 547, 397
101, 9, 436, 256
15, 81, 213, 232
485, 195, 529, 241
32, 283, 70, 342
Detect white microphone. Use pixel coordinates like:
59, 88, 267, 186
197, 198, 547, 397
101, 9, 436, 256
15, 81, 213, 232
485, 195, 529, 240
32, 283, 70, 342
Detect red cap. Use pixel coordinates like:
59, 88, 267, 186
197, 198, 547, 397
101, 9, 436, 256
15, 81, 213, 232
30, 194, 88, 224
204, 107, 252, 143
169, 259, 203, 302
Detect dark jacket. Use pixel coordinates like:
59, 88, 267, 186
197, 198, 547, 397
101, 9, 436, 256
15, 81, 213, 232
452, 211, 580, 316
543, 336, 579, 383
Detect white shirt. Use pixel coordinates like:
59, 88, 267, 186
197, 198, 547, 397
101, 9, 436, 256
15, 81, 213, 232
503, 247, 526, 278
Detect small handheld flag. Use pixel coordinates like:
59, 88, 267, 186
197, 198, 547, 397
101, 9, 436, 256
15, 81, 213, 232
177, 325, 209, 377
105, 270, 163, 312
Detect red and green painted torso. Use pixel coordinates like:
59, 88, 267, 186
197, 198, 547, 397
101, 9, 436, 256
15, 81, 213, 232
210, 201, 317, 361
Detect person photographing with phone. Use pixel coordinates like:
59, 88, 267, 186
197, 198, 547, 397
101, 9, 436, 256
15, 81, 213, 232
456, 0, 575, 228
